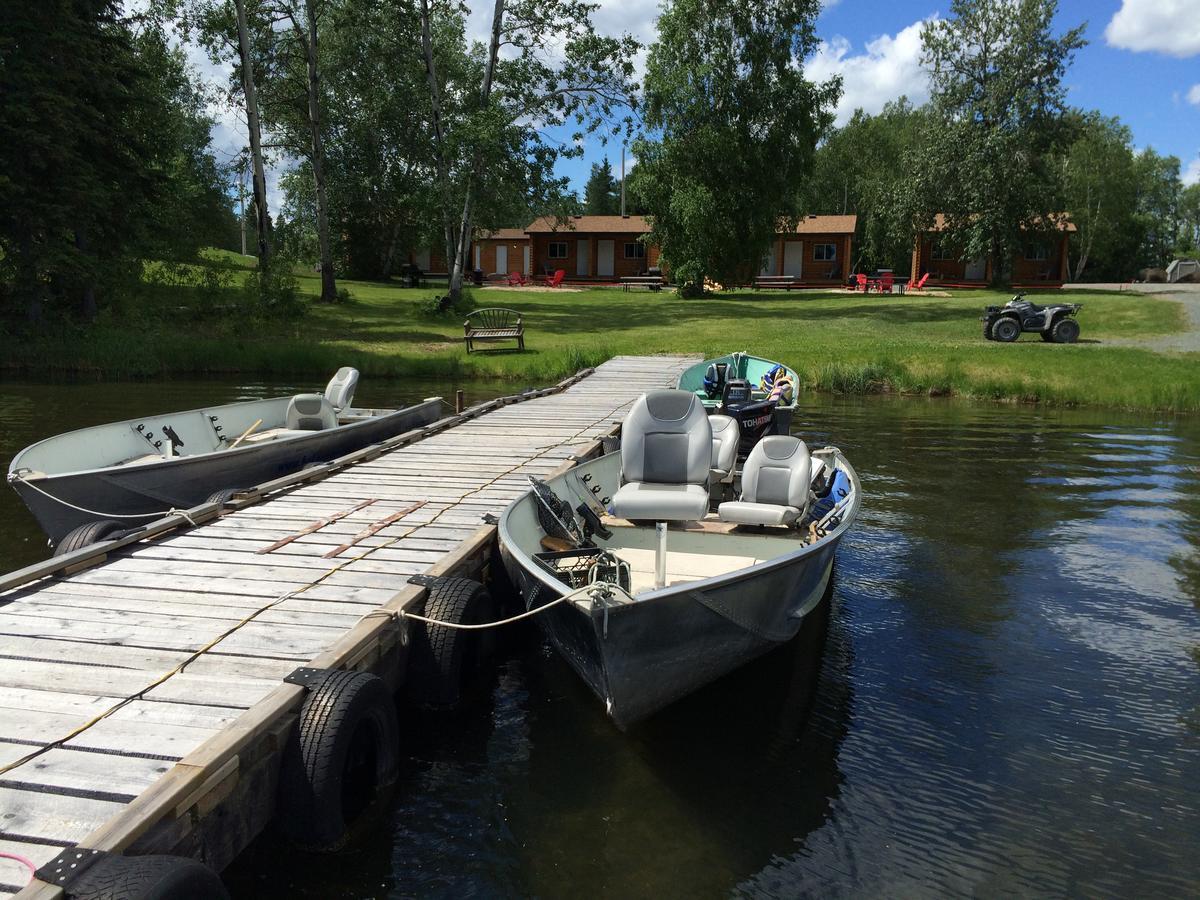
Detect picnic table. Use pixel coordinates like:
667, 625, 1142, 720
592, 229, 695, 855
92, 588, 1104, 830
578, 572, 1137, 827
621, 275, 664, 292
753, 275, 802, 290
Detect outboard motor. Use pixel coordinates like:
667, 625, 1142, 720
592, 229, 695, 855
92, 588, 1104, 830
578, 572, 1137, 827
720, 378, 777, 456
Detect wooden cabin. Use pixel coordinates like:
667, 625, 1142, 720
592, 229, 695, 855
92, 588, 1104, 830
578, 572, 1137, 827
474, 228, 532, 277
525, 215, 660, 282
759, 215, 857, 286
911, 214, 1075, 288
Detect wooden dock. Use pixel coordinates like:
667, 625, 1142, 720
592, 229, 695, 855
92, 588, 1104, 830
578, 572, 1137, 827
0, 355, 696, 898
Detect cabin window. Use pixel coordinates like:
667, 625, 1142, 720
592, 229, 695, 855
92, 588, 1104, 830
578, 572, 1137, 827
548, 241, 568, 259
930, 241, 952, 261
624, 242, 645, 259
813, 243, 836, 261
1025, 242, 1049, 261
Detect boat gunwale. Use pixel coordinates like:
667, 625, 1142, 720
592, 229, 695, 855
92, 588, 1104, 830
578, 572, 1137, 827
7, 396, 443, 482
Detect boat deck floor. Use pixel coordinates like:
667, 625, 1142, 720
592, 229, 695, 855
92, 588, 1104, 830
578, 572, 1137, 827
0, 355, 698, 898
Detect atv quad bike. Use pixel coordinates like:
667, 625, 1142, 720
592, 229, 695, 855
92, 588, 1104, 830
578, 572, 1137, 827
982, 294, 1082, 343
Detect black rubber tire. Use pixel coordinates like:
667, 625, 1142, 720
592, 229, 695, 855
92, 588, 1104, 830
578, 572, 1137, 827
1039, 330, 1054, 341
405, 577, 496, 708
278, 670, 400, 852
53, 519, 126, 557
992, 317, 1021, 342
67, 854, 229, 900
204, 488, 239, 507
983, 319, 995, 340
1051, 317, 1080, 343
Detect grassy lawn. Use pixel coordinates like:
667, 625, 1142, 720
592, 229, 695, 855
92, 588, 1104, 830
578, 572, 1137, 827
3, 251, 1197, 411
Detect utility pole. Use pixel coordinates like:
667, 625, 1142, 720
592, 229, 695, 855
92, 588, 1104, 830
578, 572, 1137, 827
621, 144, 626, 216
239, 154, 247, 257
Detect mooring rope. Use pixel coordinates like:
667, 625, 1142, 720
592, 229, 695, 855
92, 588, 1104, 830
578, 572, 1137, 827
11, 473, 197, 525
390, 581, 633, 631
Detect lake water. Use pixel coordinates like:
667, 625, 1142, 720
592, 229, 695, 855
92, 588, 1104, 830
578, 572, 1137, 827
2, 379, 1198, 897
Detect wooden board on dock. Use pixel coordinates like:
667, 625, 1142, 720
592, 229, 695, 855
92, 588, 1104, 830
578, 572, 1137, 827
0, 355, 697, 898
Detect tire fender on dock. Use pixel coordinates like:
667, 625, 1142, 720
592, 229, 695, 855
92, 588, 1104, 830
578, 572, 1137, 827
53, 519, 126, 557
66, 854, 229, 900
278, 670, 401, 852
405, 577, 497, 708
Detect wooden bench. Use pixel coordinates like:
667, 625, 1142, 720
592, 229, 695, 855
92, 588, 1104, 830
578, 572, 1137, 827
464, 307, 525, 353
620, 275, 664, 292
753, 275, 801, 290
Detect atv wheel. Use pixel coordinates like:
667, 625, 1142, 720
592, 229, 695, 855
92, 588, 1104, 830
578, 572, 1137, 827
992, 317, 1021, 343
1039, 330, 1054, 342
983, 320, 995, 340
1051, 317, 1080, 344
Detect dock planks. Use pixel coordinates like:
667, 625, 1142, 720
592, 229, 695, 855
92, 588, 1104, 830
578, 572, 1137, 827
0, 355, 696, 897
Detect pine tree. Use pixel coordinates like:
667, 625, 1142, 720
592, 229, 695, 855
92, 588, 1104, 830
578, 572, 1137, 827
584, 158, 619, 215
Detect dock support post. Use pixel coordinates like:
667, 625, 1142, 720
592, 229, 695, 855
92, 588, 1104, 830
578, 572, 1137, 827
455, 389, 465, 413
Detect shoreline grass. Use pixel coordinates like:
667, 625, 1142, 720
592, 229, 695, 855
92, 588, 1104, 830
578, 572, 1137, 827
2, 256, 1197, 412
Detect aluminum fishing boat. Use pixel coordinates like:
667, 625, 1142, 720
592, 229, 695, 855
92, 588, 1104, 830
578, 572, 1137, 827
498, 388, 859, 727
7, 368, 442, 544
677, 352, 799, 453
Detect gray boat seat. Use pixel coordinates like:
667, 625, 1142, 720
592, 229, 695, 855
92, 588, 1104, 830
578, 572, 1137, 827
285, 394, 338, 431
709, 414, 739, 483
718, 435, 812, 527
610, 390, 712, 522
324, 367, 359, 411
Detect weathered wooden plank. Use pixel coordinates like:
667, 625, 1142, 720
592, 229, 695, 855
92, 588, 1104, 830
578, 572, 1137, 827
0, 745, 172, 799
0, 787, 126, 844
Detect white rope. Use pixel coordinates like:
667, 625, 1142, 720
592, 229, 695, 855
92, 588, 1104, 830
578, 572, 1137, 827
399, 581, 632, 630
13, 474, 178, 521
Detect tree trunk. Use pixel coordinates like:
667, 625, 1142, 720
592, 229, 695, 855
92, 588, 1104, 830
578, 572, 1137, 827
234, 0, 272, 270
74, 227, 96, 321
301, 0, 337, 302
448, 0, 504, 303
418, 0, 457, 276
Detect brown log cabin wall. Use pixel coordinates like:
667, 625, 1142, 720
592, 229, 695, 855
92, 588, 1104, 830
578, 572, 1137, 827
528, 233, 662, 281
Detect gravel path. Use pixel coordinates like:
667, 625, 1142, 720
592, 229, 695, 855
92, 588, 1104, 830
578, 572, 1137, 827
1063, 284, 1200, 352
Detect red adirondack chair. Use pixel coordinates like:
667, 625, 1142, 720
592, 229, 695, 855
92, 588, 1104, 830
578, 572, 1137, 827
855, 273, 868, 292
911, 272, 930, 292
507, 271, 527, 286
878, 272, 895, 293
546, 269, 566, 288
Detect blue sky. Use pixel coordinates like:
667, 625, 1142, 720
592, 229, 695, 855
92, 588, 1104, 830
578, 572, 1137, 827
563, 0, 1200, 196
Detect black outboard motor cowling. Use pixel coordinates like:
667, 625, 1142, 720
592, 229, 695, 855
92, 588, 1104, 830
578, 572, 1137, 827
720, 378, 778, 455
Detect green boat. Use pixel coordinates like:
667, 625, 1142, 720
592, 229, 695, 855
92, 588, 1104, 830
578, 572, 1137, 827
678, 352, 799, 451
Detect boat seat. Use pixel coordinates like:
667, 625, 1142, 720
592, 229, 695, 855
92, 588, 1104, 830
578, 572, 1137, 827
285, 394, 338, 431
709, 414, 739, 483
324, 367, 359, 411
610, 390, 712, 522
718, 435, 812, 527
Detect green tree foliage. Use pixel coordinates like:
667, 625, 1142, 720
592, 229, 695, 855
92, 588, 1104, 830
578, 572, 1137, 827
805, 99, 927, 273
1179, 184, 1200, 256
904, 0, 1085, 285
584, 157, 620, 214
1061, 112, 1139, 280
0, 2, 231, 324
630, 0, 839, 294
1133, 149, 1182, 268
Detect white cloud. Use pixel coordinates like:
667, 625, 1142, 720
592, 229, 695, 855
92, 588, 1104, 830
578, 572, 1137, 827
1184, 157, 1200, 186
1104, 0, 1200, 58
805, 19, 933, 126
1188, 84, 1200, 106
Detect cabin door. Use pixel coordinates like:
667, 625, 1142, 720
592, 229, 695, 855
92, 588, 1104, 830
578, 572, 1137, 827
965, 257, 986, 280
577, 240, 590, 277
474, 245, 481, 270
415, 248, 431, 271
759, 246, 776, 276
523, 245, 531, 274
783, 241, 804, 277
495, 245, 508, 274
597, 240, 615, 277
